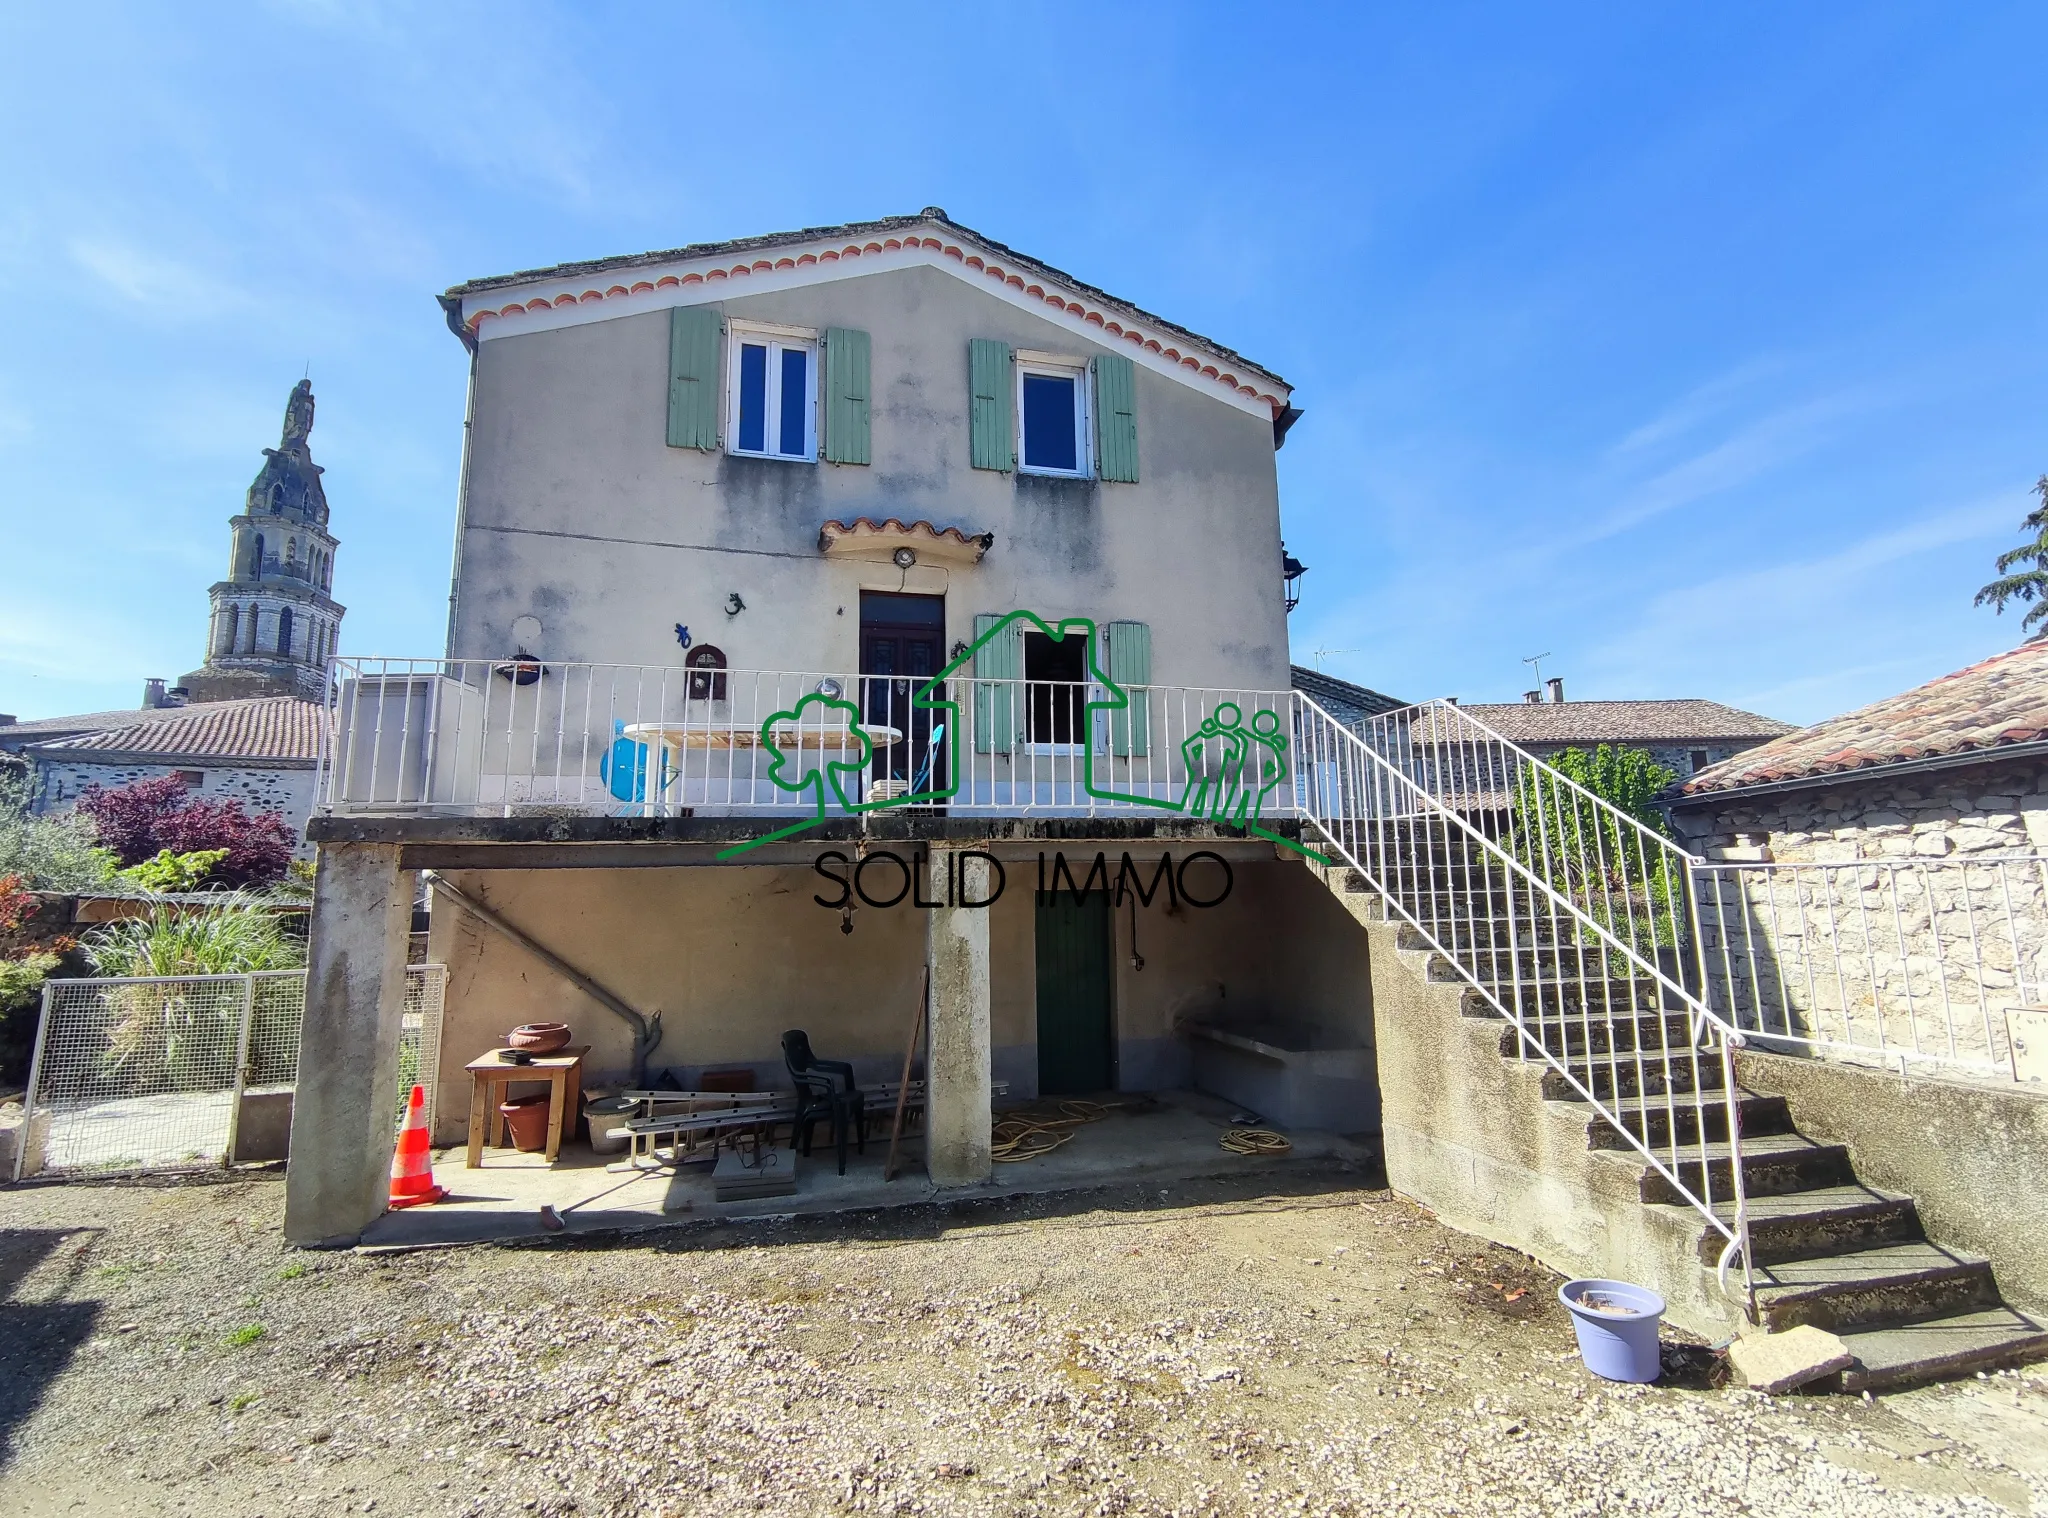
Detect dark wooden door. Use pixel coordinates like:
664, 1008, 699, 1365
1035, 890, 1114, 1094
859, 592, 945, 790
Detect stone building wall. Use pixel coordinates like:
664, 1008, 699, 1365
32, 760, 317, 854
1670, 757, 2048, 1075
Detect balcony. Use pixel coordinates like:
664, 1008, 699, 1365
316, 659, 1311, 839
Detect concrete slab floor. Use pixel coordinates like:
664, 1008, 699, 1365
359, 1088, 1374, 1250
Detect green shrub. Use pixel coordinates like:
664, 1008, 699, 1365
116, 848, 231, 894
82, 898, 306, 1093
0, 948, 64, 1084
0, 772, 115, 892
1508, 744, 1684, 964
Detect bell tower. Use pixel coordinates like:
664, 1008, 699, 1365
180, 379, 346, 702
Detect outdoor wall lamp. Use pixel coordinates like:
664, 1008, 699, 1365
892, 547, 918, 568
1282, 542, 1308, 615
816, 677, 843, 698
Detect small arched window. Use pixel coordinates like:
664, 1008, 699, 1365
270, 482, 285, 514
286, 538, 299, 574
220, 604, 239, 655
278, 606, 293, 658
251, 534, 265, 578
686, 644, 728, 701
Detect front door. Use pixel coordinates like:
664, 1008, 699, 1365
858, 591, 945, 794
1035, 889, 1114, 1094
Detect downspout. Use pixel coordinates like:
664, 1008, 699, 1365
440, 294, 479, 660
424, 871, 663, 1086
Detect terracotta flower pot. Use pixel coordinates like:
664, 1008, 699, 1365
506, 1021, 572, 1055
499, 1094, 553, 1152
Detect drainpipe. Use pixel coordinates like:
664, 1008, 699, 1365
423, 871, 663, 1086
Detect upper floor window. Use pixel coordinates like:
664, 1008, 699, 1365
726, 321, 816, 461
1016, 351, 1091, 478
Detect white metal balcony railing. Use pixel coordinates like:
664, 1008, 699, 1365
317, 658, 1308, 823
1693, 854, 2048, 1078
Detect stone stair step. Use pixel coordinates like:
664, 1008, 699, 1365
1752, 1241, 2001, 1334
1703, 1183, 1922, 1265
1637, 1132, 1856, 1204
1540, 1054, 1727, 1103
1836, 1306, 2048, 1393
1588, 1089, 1793, 1150
1501, 1012, 1699, 1059
1462, 976, 1679, 1014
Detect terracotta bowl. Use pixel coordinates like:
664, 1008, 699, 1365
506, 1021, 572, 1055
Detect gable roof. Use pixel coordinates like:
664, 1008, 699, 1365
1673, 641, 2048, 801
438, 209, 1292, 421
25, 697, 325, 766
1461, 699, 1794, 749
1290, 666, 1408, 724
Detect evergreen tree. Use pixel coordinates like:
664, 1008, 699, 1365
1976, 476, 2048, 638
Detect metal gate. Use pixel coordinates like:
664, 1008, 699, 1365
13, 965, 445, 1180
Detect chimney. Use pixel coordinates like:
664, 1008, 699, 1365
142, 678, 166, 709
1444, 696, 1459, 706
1523, 689, 1543, 704
1546, 677, 1564, 704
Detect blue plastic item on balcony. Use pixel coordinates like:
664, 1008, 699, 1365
598, 722, 665, 803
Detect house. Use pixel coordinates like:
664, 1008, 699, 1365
279, 214, 2048, 1386
1459, 685, 1793, 779
1664, 640, 2048, 1077
1289, 666, 1407, 728
22, 695, 324, 850
288, 209, 1379, 1246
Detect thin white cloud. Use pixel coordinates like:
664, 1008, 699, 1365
67, 237, 246, 315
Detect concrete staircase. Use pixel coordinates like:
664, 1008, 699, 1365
1315, 850, 2048, 1392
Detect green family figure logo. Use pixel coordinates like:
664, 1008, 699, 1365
714, 612, 1328, 863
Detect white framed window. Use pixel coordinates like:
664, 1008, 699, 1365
1015, 350, 1091, 477
725, 320, 817, 461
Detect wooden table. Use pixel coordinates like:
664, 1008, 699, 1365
623, 720, 900, 758
465, 1046, 588, 1166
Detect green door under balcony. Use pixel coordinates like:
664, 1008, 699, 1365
1035, 890, 1114, 1094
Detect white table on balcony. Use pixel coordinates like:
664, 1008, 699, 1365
622, 721, 902, 808
621, 721, 901, 756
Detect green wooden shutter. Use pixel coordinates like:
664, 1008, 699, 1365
821, 327, 871, 465
666, 306, 722, 450
969, 339, 1014, 471
972, 611, 1023, 753
1105, 620, 1151, 755
1093, 354, 1139, 482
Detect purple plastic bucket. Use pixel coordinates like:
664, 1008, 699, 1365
1559, 1279, 1665, 1383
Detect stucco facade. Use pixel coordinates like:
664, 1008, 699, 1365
451, 262, 1290, 690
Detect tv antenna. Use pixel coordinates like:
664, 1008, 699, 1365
1522, 651, 1552, 688
1311, 646, 1359, 673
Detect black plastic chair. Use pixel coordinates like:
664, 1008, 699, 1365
782, 1029, 866, 1175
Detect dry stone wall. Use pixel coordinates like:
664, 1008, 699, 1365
1673, 757, 2048, 1075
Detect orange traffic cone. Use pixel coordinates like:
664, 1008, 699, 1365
388, 1084, 446, 1208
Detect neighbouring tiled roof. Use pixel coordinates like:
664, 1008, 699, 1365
0, 708, 168, 743
1461, 699, 1795, 748
1290, 666, 1409, 722
1675, 641, 2048, 799
25, 697, 325, 765
440, 209, 1290, 399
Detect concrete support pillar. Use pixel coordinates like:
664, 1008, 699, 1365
925, 847, 992, 1187
284, 842, 413, 1246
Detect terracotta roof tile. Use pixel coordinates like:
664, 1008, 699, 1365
1460, 699, 1795, 747
25, 697, 325, 764
1675, 641, 2048, 798
818, 518, 995, 563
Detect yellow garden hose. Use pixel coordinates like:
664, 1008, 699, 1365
1220, 1127, 1292, 1156
991, 1099, 1118, 1162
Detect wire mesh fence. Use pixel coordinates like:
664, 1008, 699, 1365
14, 965, 444, 1180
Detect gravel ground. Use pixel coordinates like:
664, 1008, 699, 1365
1, 1166, 2044, 1516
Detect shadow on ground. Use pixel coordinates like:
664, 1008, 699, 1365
0, 1226, 102, 1465
526, 1153, 1391, 1258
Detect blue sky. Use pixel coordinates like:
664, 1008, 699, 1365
2, 3, 2043, 724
